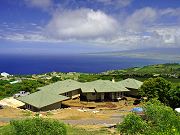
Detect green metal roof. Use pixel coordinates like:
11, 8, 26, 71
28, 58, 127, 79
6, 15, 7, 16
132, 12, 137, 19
118, 78, 143, 89
38, 79, 82, 94
80, 83, 96, 93
81, 80, 129, 93
17, 79, 140, 109
17, 90, 69, 108
17, 79, 80, 108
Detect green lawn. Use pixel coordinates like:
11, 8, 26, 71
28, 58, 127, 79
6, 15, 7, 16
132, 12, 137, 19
0, 124, 115, 135
107, 63, 180, 75
66, 126, 114, 135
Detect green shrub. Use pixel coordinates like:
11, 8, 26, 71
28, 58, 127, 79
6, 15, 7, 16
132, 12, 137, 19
117, 100, 180, 135
10, 118, 66, 135
117, 113, 149, 135
0, 125, 14, 135
144, 100, 180, 134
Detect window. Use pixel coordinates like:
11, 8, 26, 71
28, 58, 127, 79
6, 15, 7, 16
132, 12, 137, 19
64, 92, 69, 96
26, 104, 31, 109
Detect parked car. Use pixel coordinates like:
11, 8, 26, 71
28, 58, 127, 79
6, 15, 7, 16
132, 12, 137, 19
13, 91, 30, 98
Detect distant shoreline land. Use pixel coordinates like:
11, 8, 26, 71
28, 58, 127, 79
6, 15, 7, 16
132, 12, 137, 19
0, 63, 179, 102
85, 47, 180, 61
1, 63, 179, 79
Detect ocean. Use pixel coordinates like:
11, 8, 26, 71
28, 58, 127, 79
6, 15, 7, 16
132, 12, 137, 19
0, 54, 170, 75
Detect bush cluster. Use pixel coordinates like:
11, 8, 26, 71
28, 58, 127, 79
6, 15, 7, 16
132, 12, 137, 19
117, 113, 148, 135
117, 100, 180, 135
10, 118, 67, 135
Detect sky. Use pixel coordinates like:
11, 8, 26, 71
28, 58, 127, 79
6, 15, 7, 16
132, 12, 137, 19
0, 0, 180, 55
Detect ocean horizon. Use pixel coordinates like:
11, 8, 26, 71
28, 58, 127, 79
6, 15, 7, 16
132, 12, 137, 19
0, 54, 174, 75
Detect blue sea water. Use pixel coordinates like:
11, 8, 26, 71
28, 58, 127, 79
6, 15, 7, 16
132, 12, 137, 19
0, 54, 171, 75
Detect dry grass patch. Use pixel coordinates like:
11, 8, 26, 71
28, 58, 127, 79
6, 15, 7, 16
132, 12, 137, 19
46, 108, 109, 120
0, 107, 24, 118
0, 121, 9, 127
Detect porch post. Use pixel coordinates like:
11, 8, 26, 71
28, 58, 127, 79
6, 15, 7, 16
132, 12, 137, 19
101, 93, 104, 101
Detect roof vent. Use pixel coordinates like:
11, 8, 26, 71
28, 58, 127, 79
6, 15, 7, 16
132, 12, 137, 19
112, 78, 115, 83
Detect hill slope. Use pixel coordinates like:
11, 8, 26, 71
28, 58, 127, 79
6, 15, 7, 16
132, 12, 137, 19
105, 63, 180, 77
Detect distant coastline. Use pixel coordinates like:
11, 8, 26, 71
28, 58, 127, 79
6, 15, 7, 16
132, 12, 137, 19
85, 48, 180, 61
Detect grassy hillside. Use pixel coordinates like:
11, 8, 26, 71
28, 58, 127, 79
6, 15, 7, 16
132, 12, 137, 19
106, 63, 180, 77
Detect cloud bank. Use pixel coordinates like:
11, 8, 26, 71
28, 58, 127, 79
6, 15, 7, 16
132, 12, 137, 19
25, 0, 53, 10
1, 1, 180, 50
95, 0, 133, 7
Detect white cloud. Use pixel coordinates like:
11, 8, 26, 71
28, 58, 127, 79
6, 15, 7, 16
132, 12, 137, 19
25, 0, 53, 10
159, 8, 180, 17
124, 7, 157, 31
95, 0, 133, 7
1, 32, 64, 43
46, 8, 118, 39
148, 26, 180, 45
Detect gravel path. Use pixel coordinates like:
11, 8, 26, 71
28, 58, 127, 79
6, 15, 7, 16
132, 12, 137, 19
0, 117, 20, 122
62, 118, 123, 125
0, 114, 124, 125
61, 114, 124, 125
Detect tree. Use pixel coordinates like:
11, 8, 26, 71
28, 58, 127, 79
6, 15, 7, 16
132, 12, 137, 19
50, 76, 61, 83
20, 80, 45, 93
0, 80, 47, 99
168, 85, 180, 108
138, 77, 172, 105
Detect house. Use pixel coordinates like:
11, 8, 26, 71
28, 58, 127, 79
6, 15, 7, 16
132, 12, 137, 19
17, 80, 82, 111
1, 72, 10, 78
118, 78, 143, 96
17, 79, 142, 111
17, 89, 69, 111
81, 80, 129, 101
